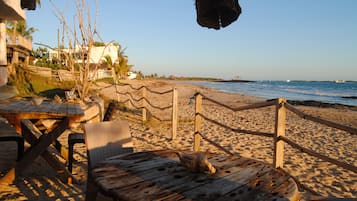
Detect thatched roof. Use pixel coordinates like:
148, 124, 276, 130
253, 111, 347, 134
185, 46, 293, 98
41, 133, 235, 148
196, 0, 241, 30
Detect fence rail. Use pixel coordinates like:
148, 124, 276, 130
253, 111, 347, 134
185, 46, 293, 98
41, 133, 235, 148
100, 83, 178, 139
285, 103, 357, 135
193, 92, 357, 195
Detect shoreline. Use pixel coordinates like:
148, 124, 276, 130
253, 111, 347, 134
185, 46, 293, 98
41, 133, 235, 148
181, 80, 357, 109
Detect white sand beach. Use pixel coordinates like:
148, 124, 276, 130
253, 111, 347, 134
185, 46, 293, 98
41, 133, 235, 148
0, 79, 356, 200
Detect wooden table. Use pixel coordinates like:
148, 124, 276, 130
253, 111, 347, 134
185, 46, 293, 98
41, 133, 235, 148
0, 100, 84, 133
91, 150, 299, 201
0, 100, 84, 183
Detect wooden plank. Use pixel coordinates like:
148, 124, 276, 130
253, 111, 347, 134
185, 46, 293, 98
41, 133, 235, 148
95, 159, 177, 191
175, 163, 266, 200
0, 118, 70, 183
99, 153, 265, 201
215, 165, 297, 201
129, 158, 263, 200
92, 151, 300, 200
11, 118, 68, 173
215, 166, 274, 201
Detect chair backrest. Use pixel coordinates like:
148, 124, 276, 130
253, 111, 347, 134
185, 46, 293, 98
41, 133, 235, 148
84, 120, 133, 169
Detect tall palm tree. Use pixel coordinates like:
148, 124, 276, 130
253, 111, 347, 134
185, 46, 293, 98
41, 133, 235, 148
7, 21, 37, 41
7, 0, 40, 41
102, 55, 118, 84
115, 47, 133, 79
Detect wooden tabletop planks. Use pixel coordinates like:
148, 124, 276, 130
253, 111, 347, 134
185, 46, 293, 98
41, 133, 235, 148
91, 150, 299, 201
0, 100, 84, 118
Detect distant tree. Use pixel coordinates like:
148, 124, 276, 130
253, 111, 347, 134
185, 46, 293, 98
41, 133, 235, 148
133, 70, 143, 79
93, 41, 105, 46
102, 54, 117, 84
115, 47, 133, 79
32, 47, 48, 59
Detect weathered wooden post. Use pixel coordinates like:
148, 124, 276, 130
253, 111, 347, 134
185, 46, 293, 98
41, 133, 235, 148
171, 88, 178, 139
142, 86, 147, 122
0, 20, 7, 86
273, 98, 286, 168
194, 93, 202, 151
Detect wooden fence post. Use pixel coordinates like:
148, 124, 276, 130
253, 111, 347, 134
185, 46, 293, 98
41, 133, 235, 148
194, 93, 202, 151
274, 98, 286, 168
142, 87, 147, 122
171, 88, 178, 140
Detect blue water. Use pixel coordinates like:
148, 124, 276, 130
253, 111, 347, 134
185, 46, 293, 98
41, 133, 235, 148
187, 81, 357, 106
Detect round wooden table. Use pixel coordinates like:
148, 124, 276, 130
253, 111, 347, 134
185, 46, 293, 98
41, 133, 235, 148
91, 150, 299, 201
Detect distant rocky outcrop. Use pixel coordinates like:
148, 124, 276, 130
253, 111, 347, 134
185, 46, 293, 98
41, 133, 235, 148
286, 100, 357, 111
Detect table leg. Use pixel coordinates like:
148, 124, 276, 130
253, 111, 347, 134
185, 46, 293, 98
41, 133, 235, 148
0, 118, 77, 184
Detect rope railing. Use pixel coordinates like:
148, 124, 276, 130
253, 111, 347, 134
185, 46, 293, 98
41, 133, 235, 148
199, 113, 274, 138
116, 83, 178, 139
143, 97, 173, 111
196, 132, 234, 156
146, 87, 173, 95
193, 92, 357, 197
285, 103, 357, 135
121, 98, 143, 110
280, 136, 357, 174
123, 83, 145, 91
200, 93, 276, 112
123, 84, 173, 95
93, 83, 174, 117
122, 91, 143, 102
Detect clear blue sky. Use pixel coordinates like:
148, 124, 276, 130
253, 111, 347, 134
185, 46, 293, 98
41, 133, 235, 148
26, 0, 357, 81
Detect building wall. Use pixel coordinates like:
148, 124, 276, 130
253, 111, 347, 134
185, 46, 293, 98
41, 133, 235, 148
48, 44, 120, 65
89, 44, 119, 64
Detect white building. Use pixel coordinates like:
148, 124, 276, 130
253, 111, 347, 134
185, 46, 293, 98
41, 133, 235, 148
48, 43, 120, 65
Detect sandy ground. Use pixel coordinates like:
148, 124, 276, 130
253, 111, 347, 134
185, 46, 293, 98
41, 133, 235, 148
0, 79, 356, 200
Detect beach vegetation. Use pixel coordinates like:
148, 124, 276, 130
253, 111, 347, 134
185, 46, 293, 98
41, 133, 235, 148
93, 41, 105, 46
102, 46, 133, 82
8, 65, 74, 98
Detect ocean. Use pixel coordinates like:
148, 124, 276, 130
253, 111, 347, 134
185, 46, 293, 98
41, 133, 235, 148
187, 80, 357, 106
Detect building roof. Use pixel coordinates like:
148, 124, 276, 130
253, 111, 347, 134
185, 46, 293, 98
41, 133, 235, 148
0, 0, 25, 21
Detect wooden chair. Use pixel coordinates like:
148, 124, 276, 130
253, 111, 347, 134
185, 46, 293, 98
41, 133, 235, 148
83, 120, 133, 201
68, 101, 117, 173
0, 136, 24, 160
0, 121, 24, 161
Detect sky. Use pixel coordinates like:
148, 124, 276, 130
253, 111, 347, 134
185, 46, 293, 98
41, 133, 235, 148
26, 0, 357, 81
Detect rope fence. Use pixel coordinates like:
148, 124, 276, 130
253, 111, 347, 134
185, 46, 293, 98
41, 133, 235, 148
193, 92, 357, 196
100, 83, 178, 139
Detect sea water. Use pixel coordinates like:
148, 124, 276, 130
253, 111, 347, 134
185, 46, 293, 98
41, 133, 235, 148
187, 81, 357, 106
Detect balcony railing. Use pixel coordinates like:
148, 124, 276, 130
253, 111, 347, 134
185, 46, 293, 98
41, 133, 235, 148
7, 35, 32, 51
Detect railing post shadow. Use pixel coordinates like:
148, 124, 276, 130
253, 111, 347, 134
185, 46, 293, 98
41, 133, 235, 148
171, 88, 178, 140
142, 86, 147, 123
274, 98, 286, 168
194, 93, 202, 151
